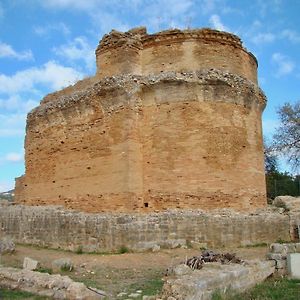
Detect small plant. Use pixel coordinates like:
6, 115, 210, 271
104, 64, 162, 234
75, 245, 83, 254
37, 267, 53, 274
186, 240, 192, 249
118, 245, 129, 254
242, 242, 268, 248
60, 263, 73, 272
212, 278, 300, 300
276, 238, 290, 244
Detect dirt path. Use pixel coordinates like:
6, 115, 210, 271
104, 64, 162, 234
0, 245, 268, 299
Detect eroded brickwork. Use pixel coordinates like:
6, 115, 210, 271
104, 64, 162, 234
15, 27, 267, 212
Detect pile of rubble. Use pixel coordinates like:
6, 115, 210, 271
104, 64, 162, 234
184, 250, 244, 270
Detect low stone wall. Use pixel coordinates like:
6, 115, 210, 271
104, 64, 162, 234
0, 267, 102, 299
0, 205, 291, 252
161, 260, 275, 300
267, 242, 300, 275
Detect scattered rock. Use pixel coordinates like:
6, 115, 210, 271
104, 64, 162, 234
23, 257, 40, 271
152, 244, 160, 252
173, 264, 193, 276
129, 292, 141, 298
117, 292, 127, 297
0, 237, 15, 254
273, 196, 300, 211
52, 258, 73, 272
142, 296, 156, 300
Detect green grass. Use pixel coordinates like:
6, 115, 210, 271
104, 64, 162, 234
212, 278, 300, 300
75, 245, 83, 254
36, 267, 53, 274
240, 242, 268, 248
124, 276, 163, 299
118, 245, 129, 254
0, 289, 50, 299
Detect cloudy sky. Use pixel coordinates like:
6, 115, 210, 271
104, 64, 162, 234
0, 0, 299, 192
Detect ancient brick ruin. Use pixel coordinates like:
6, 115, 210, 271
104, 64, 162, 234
15, 27, 267, 213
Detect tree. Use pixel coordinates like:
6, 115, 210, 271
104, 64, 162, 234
272, 101, 300, 171
264, 139, 300, 199
264, 142, 278, 174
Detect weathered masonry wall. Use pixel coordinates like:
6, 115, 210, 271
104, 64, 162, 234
96, 28, 258, 84
0, 205, 292, 252
15, 27, 267, 213
16, 71, 266, 212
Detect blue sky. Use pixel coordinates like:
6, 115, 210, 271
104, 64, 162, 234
0, 0, 299, 192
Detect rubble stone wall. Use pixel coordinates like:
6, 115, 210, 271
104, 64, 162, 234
0, 205, 291, 252
161, 261, 275, 300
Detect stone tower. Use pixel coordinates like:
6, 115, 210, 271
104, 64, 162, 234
15, 27, 267, 213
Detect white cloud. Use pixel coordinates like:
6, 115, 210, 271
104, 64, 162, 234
0, 113, 26, 137
138, 0, 194, 31
209, 14, 229, 32
0, 181, 14, 193
38, 0, 194, 33
0, 95, 38, 113
272, 53, 295, 77
200, 0, 217, 14
5, 152, 23, 163
53, 37, 95, 71
0, 42, 33, 61
34, 22, 71, 37
251, 33, 275, 44
40, 0, 98, 10
0, 61, 83, 95
281, 29, 300, 43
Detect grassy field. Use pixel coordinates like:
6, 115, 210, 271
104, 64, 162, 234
212, 277, 300, 300
0, 289, 49, 299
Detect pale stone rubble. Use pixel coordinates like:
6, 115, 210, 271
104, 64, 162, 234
267, 242, 300, 276
0, 237, 15, 254
273, 196, 300, 211
0, 267, 103, 299
29, 69, 266, 119
161, 260, 275, 300
23, 257, 40, 271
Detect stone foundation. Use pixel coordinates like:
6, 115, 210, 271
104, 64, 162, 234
0, 267, 102, 299
161, 260, 275, 300
267, 242, 300, 276
0, 205, 292, 252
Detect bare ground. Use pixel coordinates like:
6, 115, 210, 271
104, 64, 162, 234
0, 244, 269, 299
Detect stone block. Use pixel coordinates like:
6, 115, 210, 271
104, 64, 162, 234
275, 259, 287, 269
173, 264, 193, 276
152, 244, 160, 252
52, 258, 73, 272
270, 243, 287, 254
23, 257, 40, 270
274, 196, 300, 212
287, 253, 300, 279
266, 253, 283, 260
0, 237, 15, 254
295, 243, 300, 252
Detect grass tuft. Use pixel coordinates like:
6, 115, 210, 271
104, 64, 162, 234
118, 246, 129, 254
212, 277, 300, 300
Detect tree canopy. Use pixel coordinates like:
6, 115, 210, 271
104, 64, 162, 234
272, 101, 300, 172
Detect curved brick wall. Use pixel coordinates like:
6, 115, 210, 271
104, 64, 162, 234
15, 27, 267, 212
96, 28, 258, 84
